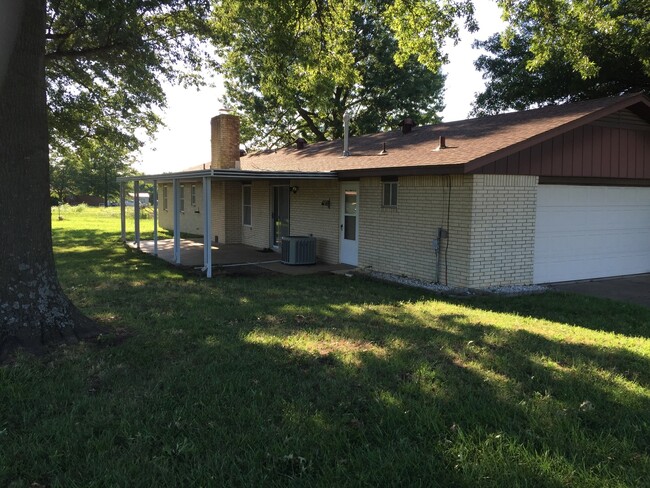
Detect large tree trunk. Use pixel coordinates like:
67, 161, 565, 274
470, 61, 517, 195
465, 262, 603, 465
0, 0, 98, 361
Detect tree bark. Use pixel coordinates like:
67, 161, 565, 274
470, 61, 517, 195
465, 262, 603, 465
0, 0, 99, 361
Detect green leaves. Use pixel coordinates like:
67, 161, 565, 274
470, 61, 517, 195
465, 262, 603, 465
46, 0, 216, 166
473, 0, 650, 114
213, 0, 471, 148
383, 0, 477, 71
499, 0, 650, 80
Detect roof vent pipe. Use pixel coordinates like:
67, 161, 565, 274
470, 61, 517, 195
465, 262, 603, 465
436, 136, 447, 150
342, 112, 350, 157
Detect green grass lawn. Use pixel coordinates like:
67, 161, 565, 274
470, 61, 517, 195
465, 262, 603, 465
2, 206, 649, 486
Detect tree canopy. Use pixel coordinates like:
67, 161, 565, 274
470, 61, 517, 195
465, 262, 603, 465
473, 0, 650, 114
46, 0, 216, 170
212, 0, 476, 148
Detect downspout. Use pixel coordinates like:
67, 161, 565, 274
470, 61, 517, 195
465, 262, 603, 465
435, 176, 451, 285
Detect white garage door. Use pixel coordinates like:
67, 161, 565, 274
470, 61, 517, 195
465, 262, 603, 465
534, 185, 650, 283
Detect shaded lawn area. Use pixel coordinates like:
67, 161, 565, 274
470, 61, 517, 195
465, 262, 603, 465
1, 206, 649, 486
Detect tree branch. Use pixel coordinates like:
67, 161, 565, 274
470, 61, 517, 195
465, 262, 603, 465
45, 42, 129, 60
296, 106, 326, 141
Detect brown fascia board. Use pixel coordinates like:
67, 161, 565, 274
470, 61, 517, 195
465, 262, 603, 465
540, 176, 650, 186
464, 92, 650, 174
337, 163, 466, 178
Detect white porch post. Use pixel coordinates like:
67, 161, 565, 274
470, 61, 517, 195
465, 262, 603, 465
152, 179, 158, 256
203, 177, 212, 278
173, 178, 181, 264
134, 180, 141, 249
120, 182, 126, 242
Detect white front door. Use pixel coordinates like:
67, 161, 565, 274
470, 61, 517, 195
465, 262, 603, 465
340, 182, 359, 265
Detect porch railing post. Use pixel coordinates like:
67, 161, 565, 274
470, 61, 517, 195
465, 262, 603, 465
203, 176, 212, 278
173, 178, 181, 264
120, 182, 126, 242
152, 179, 158, 257
134, 180, 141, 249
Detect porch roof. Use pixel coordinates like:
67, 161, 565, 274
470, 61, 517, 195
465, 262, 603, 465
116, 168, 338, 183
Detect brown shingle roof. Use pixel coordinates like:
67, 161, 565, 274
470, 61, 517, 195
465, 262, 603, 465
236, 93, 650, 175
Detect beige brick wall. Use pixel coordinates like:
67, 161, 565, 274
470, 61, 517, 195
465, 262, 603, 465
157, 182, 204, 235
158, 180, 239, 244
158, 183, 172, 230
211, 181, 226, 243
241, 180, 271, 248
358, 175, 470, 283
357, 175, 538, 288
224, 181, 243, 243
288, 179, 340, 263
444, 177, 474, 287
158, 174, 538, 287
467, 175, 537, 288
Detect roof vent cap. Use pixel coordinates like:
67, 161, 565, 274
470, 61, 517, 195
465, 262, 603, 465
295, 138, 307, 150
399, 117, 416, 134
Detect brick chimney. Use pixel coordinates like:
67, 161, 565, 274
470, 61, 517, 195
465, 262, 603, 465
210, 114, 240, 169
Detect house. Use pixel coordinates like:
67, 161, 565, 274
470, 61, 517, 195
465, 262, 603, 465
118, 93, 650, 287
128, 192, 151, 206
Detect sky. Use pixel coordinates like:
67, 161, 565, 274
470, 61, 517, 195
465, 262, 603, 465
136, 2, 505, 175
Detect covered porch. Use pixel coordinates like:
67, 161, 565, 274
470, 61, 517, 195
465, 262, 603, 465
117, 168, 340, 277
125, 238, 353, 275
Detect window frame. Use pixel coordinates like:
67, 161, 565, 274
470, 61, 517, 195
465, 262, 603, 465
382, 177, 398, 207
190, 184, 197, 207
242, 184, 252, 226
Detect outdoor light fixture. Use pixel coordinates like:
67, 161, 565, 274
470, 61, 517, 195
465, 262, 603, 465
321, 199, 331, 208
290, 186, 299, 194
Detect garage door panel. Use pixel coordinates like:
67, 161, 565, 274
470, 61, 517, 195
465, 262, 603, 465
534, 185, 650, 283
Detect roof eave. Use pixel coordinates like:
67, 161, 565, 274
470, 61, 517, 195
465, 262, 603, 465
337, 163, 467, 178
464, 92, 650, 174
117, 169, 338, 183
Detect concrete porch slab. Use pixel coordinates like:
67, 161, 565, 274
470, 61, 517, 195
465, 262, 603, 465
127, 238, 355, 276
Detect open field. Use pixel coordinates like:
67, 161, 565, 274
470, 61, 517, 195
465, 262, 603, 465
1, 206, 649, 486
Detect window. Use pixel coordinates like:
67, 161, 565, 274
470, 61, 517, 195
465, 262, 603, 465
242, 184, 252, 226
191, 184, 196, 207
179, 185, 185, 212
162, 185, 168, 211
382, 177, 398, 207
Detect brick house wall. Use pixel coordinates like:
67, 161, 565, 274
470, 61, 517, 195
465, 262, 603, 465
288, 179, 340, 263
358, 175, 472, 285
158, 175, 538, 287
241, 180, 271, 248
211, 181, 243, 244
158, 182, 204, 236
357, 175, 537, 288
467, 175, 538, 288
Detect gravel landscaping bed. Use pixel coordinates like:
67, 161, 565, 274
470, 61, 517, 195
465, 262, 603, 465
361, 270, 549, 297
